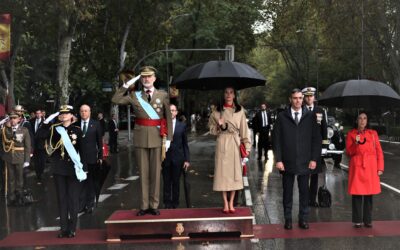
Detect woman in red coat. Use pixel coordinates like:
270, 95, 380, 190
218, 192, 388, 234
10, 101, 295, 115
346, 111, 384, 228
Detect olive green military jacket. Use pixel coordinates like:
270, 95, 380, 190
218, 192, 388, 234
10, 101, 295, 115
112, 87, 173, 148
1, 125, 32, 164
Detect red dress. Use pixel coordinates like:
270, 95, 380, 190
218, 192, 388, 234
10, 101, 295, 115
346, 129, 384, 195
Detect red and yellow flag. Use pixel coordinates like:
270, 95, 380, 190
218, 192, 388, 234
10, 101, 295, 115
0, 14, 11, 61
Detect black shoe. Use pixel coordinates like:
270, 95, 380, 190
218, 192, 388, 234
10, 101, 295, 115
354, 223, 362, 228
147, 208, 160, 215
298, 221, 309, 229
284, 220, 292, 230
164, 204, 172, 209
136, 209, 148, 216
57, 231, 69, 238
309, 201, 319, 207
364, 223, 372, 228
67, 231, 75, 238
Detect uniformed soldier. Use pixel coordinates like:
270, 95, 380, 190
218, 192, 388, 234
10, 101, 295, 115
302, 87, 329, 207
14, 105, 34, 148
1, 111, 31, 205
37, 105, 86, 238
112, 66, 173, 216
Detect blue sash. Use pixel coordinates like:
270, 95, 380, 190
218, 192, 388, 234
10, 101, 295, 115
55, 126, 87, 182
135, 91, 160, 120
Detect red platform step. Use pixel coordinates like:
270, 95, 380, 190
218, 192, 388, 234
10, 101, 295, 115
104, 207, 254, 242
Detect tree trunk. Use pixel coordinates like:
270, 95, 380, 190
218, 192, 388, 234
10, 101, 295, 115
57, 34, 73, 105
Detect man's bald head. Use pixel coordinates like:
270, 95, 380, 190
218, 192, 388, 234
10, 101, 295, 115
80, 104, 91, 120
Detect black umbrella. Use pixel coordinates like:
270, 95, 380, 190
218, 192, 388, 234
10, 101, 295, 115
173, 60, 266, 90
318, 79, 400, 109
93, 160, 111, 205
182, 169, 191, 208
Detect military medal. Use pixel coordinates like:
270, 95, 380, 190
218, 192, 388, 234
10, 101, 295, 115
156, 108, 161, 112
156, 98, 161, 104
153, 104, 158, 108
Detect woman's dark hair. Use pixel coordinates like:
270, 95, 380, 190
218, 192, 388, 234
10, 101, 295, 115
216, 87, 242, 113
353, 111, 370, 129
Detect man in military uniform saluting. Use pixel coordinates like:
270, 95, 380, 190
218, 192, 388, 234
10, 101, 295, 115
112, 66, 172, 216
302, 87, 329, 207
1, 111, 31, 205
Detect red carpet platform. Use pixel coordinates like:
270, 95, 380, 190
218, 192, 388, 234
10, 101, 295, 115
105, 207, 254, 241
1, 221, 400, 248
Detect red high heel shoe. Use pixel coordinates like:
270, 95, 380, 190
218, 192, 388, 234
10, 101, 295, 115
222, 208, 230, 214
229, 208, 236, 214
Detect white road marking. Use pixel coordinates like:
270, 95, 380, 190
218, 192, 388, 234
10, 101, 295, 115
340, 163, 400, 194
383, 151, 394, 155
37, 226, 60, 231
243, 176, 249, 187
107, 183, 129, 190
98, 194, 112, 203
245, 189, 253, 206
188, 140, 197, 145
124, 176, 140, 181
202, 132, 210, 136
380, 139, 400, 144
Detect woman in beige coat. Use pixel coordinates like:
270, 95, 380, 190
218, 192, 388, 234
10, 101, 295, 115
208, 87, 251, 213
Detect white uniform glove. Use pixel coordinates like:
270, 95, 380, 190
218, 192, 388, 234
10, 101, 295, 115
165, 140, 171, 152
23, 162, 30, 168
44, 112, 60, 124
123, 75, 141, 88
321, 148, 327, 155
0, 116, 9, 126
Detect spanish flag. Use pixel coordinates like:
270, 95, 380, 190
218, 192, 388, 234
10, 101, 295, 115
0, 14, 11, 61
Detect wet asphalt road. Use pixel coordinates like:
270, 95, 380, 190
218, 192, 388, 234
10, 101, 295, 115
1, 130, 400, 249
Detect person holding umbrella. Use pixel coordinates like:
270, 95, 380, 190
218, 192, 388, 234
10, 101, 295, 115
346, 111, 384, 228
208, 87, 251, 214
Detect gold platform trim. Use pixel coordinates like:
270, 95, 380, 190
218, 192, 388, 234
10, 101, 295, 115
107, 238, 121, 242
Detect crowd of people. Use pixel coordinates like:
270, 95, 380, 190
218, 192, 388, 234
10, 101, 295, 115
0, 65, 385, 239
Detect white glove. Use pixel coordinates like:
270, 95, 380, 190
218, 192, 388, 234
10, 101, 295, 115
44, 112, 60, 124
165, 140, 171, 152
321, 148, 327, 155
0, 116, 9, 126
23, 162, 30, 168
123, 75, 141, 88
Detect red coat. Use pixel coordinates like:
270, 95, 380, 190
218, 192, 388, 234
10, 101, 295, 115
346, 129, 384, 195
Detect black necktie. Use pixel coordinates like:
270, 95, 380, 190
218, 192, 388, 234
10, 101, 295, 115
146, 89, 151, 102
309, 107, 312, 111
83, 121, 87, 135
294, 112, 299, 125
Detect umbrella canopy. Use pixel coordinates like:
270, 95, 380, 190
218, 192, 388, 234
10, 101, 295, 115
173, 60, 266, 90
318, 79, 400, 109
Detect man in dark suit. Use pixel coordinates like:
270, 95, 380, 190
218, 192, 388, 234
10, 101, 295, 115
97, 112, 106, 138
78, 104, 103, 214
254, 103, 272, 160
108, 113, 118, 153
272, 88, 321, 230
29, 109, 46, 184
302, 87, 329, 207
162, 104, 190, 209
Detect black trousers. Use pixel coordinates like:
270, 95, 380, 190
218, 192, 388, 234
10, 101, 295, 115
79, 163, 97, 210
352, 195, 373, 224
162, 160, 183, 208
109, 132, 118, 153
0, 159, 4, 192
54, 174, 82, 233
282, 173, 310, 221
33, 149, 47, 180
257, 127, 270, 159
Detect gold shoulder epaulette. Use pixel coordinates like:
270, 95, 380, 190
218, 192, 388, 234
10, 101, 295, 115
51, 122, 62, 128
